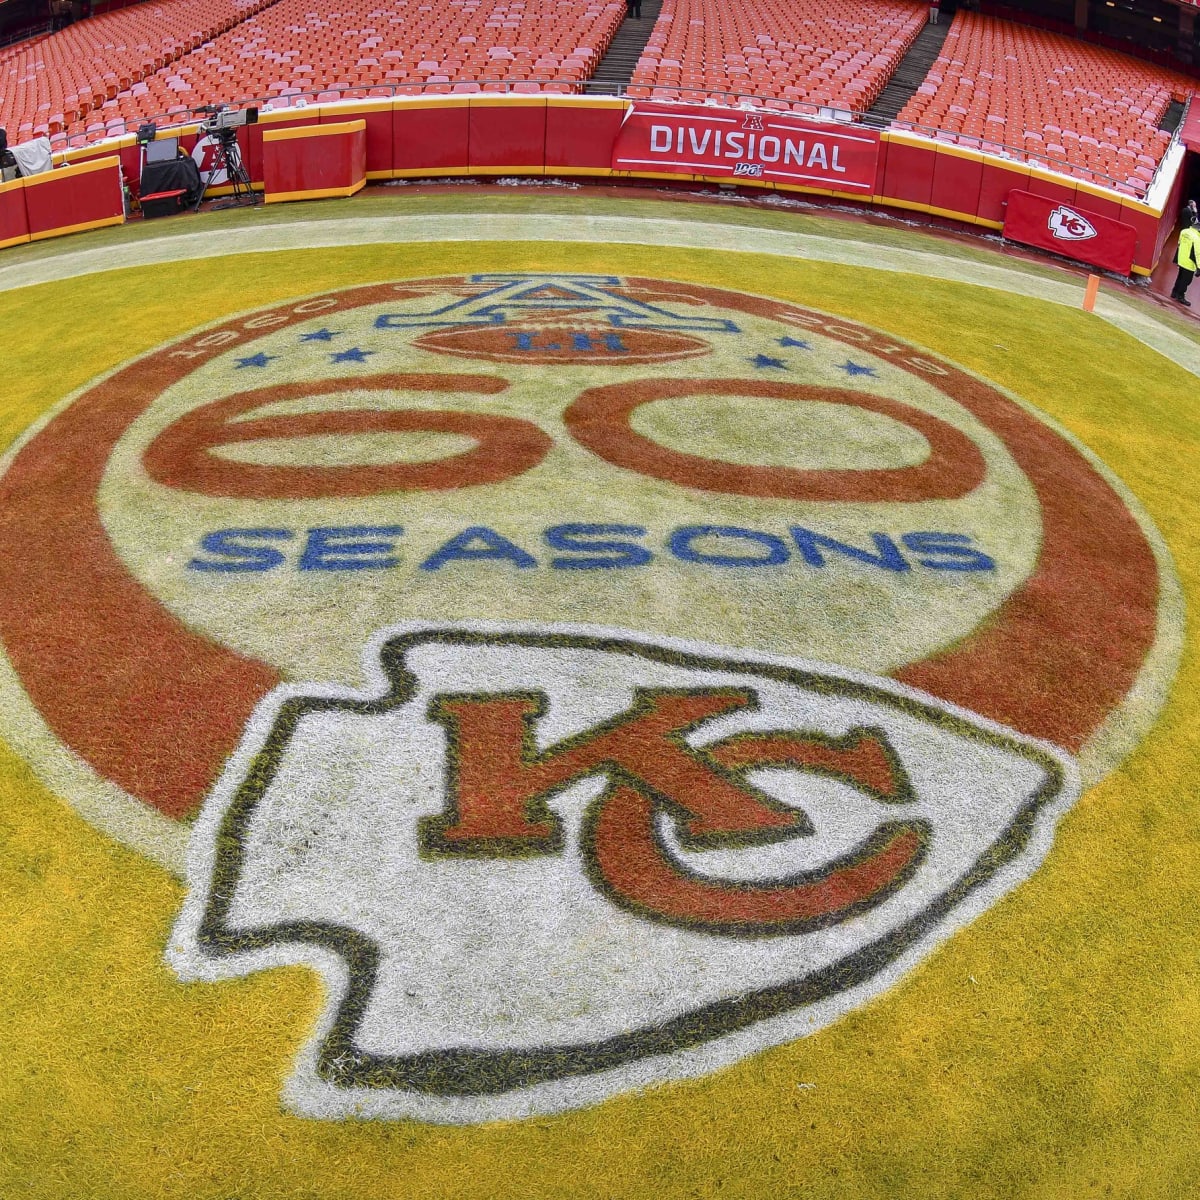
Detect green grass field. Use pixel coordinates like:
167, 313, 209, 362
0, 190, 1196, 1200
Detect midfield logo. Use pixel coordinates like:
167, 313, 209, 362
0, 272, 1167, 1124
168, 623, 1077, 1123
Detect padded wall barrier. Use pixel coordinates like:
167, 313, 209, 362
469, 96, 547, 175
24, 97, 1187, 274
976, 158, 1032, 227
23, 154, 124, 241
319, 99, 394, 180
263, 119, 367, 202
928, 143, 984, 225
545, 97, 628, 174
0, 176, 31, 249
1003, 189, 1139, 275
393, 96, 471, 178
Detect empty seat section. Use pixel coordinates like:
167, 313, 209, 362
97, 0, 624, 136
895, 12, 1193, 197
628, 0, 926, 111
0, 0, 273, 146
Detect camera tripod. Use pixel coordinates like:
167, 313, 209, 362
195, 127, 260, 211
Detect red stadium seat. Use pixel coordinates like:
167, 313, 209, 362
895, 12, 1194, 197
1, 0, 282, 143
630, 0, 925, 111
4, 0, 624, 143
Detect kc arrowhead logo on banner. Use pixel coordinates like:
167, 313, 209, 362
1047, 205, 1098, 242
1004, 190, 1137, 273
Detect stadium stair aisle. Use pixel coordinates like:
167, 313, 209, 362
868, 16, 950, 125
1159, 98, 1184, 134
586, 0, 664, 93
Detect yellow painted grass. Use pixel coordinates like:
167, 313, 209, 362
0, 240, 1197, 1200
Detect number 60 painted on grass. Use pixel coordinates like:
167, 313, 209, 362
142, 373, 987, 503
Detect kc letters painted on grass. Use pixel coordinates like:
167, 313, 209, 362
0, 273, 1179, 1122
169, 623, 1076, 1122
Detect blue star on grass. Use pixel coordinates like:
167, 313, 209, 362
837, 360, 877, 377
749, 354, 788, 369
300, 328, 341, 342
234, 352, 277, 369
778, 336, 811, 349
330, 347, 376, 364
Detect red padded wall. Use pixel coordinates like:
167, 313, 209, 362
264, 122, 366, 199
1120, 197, 1166, 274
1004, 189, 1138, 274
929, 144, 983, 220
0, 178, 30, 249
879, 134, 935, 209
236, 123, 263, 183
59, 136, 139, 190
24, 156, 124, 240
1071, 182, 1126, 223
393, 97, 471, 176
977, 158, 1031, 226
870, 134, 890, 199
1025, 166, 1077, 207
545, 99, 626, 172
469, 97, 547, 174
119, 142, 145, 194
9, 98, 1188, 276
319, 100, 393, 179
243, 111, 320, 184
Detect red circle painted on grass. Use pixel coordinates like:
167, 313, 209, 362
412, 324, 713, 365
141, 374, 549, 499
0, 277, 1160, 822
563, 379, 987, 503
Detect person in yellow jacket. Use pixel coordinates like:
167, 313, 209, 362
1171, 214, 1200, 307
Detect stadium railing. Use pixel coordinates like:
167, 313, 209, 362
53, 77, 1175, 201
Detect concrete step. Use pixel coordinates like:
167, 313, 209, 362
868, 18, 952, 126
1160, 99, 1184, 134
585, 0, 663, 91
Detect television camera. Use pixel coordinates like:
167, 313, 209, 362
193, 104, 260, 210
197, 104, 260, 141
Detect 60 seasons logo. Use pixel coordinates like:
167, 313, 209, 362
0, 273, 1179, 1122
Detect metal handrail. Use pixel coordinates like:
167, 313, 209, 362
0, 22, 51, 52
1162, 90, 1190, 164
55, 76, 1166, 202
63, 79, 823, 148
